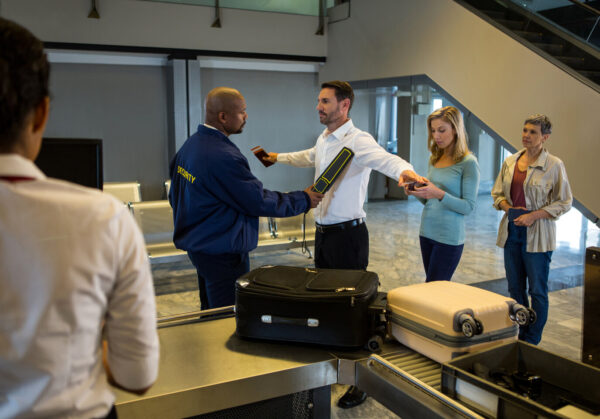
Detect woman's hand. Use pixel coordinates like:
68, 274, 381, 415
403, 182, 415, 196
499, 200, 526, 213
514, 213, 536, 227
514, 210, 550, 227
410, 182, 445, 200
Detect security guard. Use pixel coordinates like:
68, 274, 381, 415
169, 87, 323, 309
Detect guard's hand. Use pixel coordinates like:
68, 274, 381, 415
398, 170, 427, 185
263, 152, 278, 164
304, 186, 324, 208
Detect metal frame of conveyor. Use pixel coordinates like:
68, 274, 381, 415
115, 308, 487, 419
355, 354, 483, 419
583, 246, 600, 368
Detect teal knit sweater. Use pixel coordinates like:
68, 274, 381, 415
417, 153, 480, 245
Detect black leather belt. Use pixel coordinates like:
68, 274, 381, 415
315, 218, 365, 233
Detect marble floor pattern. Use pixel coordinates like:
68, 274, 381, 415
152, 195, 599, 418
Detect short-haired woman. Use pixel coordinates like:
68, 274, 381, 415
405, 106, 480, 282
492, 114, 572, 344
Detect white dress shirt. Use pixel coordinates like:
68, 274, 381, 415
0, 154, 159, 419
277, 119, 413, 224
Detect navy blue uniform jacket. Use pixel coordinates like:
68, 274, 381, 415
169, 125, 310, 255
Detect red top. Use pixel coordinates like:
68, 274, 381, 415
510, 164, 527, 208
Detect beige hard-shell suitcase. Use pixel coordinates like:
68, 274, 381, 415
388, 281, 535, 363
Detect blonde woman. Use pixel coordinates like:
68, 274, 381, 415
405, 106, 480, 282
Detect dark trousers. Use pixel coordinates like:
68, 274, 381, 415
316, 221, 369, 400
419, 236, 464, 282
102, 405, 117, 419
188, 251, 250, 310
314, 222, 369, 270
504, 208, 552, 344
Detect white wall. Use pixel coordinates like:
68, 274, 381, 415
0, 0, 326, 57
44, 63, 170, 200
321, 0, 600, 219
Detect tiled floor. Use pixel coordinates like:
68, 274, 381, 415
152, 194, 598, 418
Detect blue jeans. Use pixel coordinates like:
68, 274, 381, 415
419, 236, 464, 282
504, 208, 552, 344
188, 251, 250, 310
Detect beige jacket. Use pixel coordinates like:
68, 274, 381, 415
491, 148, 572, 252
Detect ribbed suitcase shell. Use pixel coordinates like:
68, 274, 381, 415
235, 265, 379, 348
388, 282, 518, 363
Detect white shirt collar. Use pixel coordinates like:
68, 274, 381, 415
323, 119, 354, 141
0, 154, 46, 180
203, 123, 219, 131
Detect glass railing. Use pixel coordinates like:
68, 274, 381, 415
511, 0, 600, 48
141, 0, 339, 17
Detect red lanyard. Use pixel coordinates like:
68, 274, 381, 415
0, 176, 35, 182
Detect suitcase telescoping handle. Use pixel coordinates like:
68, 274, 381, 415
261, 314, 319, 328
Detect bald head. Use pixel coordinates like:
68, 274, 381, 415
204, 87, 247, 137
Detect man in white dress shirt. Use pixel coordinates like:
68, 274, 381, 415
265, 80, 424, 408
0, 18, 159, 419
266, 81, 424, 271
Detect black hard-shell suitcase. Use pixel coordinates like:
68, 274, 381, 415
235, 265, 381, 348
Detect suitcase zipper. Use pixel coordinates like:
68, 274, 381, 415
238, 288, 375, 305
390, 312, 518, 347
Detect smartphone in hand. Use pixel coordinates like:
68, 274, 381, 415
251, 146, 274, 167
407, 182, 428, 191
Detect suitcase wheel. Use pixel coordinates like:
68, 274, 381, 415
367, 334, 383, 352
514, 307, 530, 326
510, 303, 533, 326
366, 325, 386, 352
528, 308, 537, 325
459, 314, 482, 338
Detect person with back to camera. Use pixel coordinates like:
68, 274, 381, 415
169, 87, 323, 311
0, 17, 159, 419
404, 106, 480, 282
491, 114, 572, 344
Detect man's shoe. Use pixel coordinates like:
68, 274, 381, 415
337, 385, 367, 409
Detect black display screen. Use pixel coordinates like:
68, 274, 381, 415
34, 138, 103, 190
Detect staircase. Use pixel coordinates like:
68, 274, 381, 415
458, 0, 600, 87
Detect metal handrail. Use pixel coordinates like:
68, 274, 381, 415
567, 0, 600, 17
565, 0, 600, 43
157, 305, 235, 327
588, 16, 600, 42
500, 0, 600, 56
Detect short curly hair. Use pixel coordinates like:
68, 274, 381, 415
0, 17, 50, 150
524, 114, 552, 135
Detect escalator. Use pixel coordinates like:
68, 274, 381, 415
538, 0, 600, 46
458, 0, 600, 87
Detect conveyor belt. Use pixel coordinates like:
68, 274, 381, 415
356, 349, 483, 419
379, 350, 442, 391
